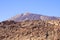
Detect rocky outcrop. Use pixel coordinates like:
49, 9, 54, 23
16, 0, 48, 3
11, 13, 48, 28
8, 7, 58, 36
0, 20, 60, 40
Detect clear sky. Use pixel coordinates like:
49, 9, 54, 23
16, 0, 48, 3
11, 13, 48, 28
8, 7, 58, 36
0, 0, 60, 21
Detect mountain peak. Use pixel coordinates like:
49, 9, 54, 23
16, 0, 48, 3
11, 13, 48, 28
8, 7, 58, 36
23, 12, 31, 16
8, 13, 59, 22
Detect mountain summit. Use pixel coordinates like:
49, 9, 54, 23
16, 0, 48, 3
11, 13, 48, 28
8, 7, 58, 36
9, 12, 59, 22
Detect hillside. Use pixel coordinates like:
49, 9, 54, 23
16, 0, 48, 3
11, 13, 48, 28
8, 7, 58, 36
0, 20, 60, 40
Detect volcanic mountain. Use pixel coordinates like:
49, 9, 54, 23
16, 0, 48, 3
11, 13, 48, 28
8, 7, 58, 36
9, 12, 59, 22
0, 12, 60, 40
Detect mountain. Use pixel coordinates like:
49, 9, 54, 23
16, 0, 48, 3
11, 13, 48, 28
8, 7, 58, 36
0, 20, 60, 40
0, 12, 60, 40
9, 12, 59, 22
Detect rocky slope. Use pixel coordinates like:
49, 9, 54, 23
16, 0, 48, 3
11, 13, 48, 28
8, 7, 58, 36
9, 12, 59, 22
0, 20, 60, 40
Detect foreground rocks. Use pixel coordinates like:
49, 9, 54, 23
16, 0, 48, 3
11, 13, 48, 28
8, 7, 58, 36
0, 20, 60, 40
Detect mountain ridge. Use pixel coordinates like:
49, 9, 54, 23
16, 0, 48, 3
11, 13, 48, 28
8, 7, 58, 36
8, 12, 60, 22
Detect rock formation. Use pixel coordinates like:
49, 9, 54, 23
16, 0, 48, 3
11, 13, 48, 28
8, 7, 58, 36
0, 20, 60, 40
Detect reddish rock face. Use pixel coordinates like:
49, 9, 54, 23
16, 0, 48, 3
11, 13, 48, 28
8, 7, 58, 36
0, 20, 60, 40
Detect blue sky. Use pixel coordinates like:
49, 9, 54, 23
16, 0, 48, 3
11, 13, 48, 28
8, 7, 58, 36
0, 0, 60, 21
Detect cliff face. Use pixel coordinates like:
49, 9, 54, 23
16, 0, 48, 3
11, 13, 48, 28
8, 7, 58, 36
0, 20, 60, 40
